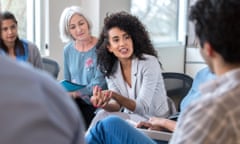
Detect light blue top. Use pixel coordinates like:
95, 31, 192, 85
0, 49, 6, 56
15, 39, 29, 61
63, 42, 107, 104
180, 67, 215, 111
0, 39, 43, 69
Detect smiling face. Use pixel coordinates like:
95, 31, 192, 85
68, 14, 90, 41
107, 27, 134, 61
1, 19, 18, 45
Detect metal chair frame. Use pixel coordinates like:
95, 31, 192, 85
162, 72, 193, 112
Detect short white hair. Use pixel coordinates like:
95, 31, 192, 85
59, 6, 92, 43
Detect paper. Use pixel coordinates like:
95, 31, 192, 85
137, 128, 172, 141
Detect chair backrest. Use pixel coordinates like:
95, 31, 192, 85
42, 57, 60, 79
162, 72, 193, 112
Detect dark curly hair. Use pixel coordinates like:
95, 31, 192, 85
96, 11, 159, 77
189, 0, 240, 63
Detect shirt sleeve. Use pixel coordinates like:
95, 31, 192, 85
133, 57, 166, 116
170, 100, 226, 144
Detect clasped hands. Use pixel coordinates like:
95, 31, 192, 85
90, 85, 112, 108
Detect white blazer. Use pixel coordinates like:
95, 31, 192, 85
107, 54, 171, 118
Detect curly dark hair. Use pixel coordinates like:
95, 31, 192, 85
189, 0, 240, 63
96, 11, 159, 77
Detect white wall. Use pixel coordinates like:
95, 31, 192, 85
81, 0, 100, 37
82, 0, 130, 36
186, 47, 207, 77
158, 46, 185, 73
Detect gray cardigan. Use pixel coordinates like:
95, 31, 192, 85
27, 41, 43, 69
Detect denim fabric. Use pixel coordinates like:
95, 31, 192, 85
86, 116, 157, 144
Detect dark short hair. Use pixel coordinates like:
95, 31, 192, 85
189, 0, 240, 63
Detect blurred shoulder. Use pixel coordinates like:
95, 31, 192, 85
195, 67, 215, 80
0, 55, 54, 87
63, 42, 74, 53
139, 54, 159, 65
20, 39, 39, 51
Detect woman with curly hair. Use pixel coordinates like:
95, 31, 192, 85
88, 11, 175, 130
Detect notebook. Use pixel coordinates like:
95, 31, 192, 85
125, 119, 172, 141
60, 80, 85, 92
137, 128, 172, 141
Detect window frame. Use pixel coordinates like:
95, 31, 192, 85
0, 0, 49, 56
130, 0, 188, 49
30, 0, 49, 56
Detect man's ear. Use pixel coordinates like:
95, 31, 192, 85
204, 42, 214, 57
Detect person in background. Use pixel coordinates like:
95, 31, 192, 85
0, 55, 85, 144
0, 11, 43, 69
85, 66, 215, 144
87, 0, 240, 143
88, 11, 175, 131
180, 66, 215, 111
59, 6, 107, 128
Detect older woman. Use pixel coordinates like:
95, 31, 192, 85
59, 6, 107, 128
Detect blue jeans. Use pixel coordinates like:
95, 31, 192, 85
86, 116, 168, 144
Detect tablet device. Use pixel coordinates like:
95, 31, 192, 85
60, 80, 85, 92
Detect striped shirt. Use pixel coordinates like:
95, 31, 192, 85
170, 68, 240, 144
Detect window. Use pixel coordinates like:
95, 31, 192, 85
0, 0, 27, 38
0, 0, 49, 55
131, 0, 188, 48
